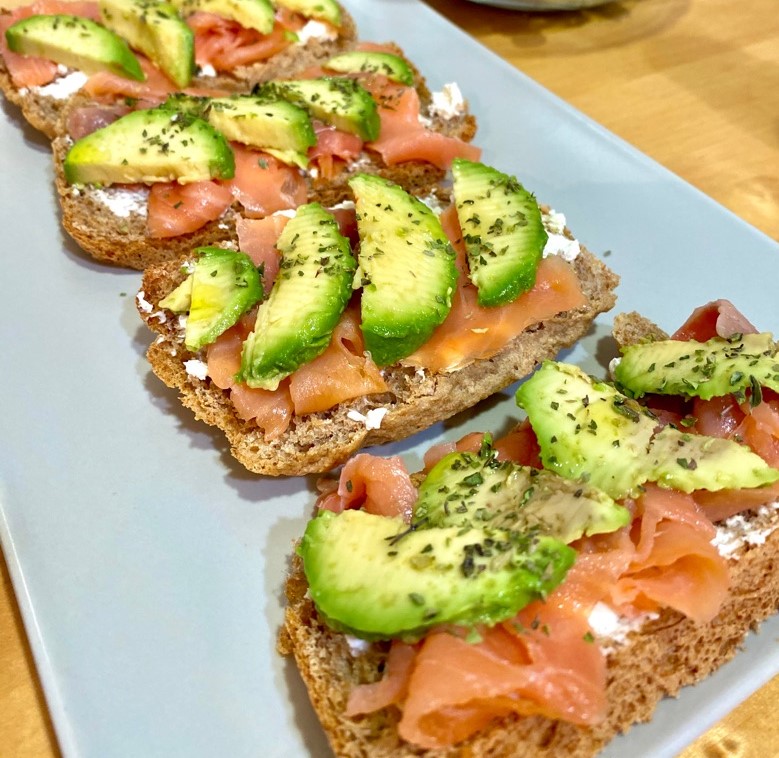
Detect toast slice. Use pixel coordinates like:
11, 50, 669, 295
137, 221, 618, 476
0, 2, 357, 139
52, 70, 477, 270
278, 309, 779, 756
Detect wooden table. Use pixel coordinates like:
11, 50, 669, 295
1, 0, 778, 755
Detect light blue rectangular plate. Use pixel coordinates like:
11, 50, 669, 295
1, 1, 777, 755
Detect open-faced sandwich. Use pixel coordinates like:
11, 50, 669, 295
137, 158, 618, 475
0, 0, 357, 137
52, 46, 479, 268
279, 299, 779, 755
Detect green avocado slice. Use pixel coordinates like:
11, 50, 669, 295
64, 108, 235, 185
5, 14, 145, 81
99, 0, 194, 88
238, 203, 356, 390
300, 508, 574, 641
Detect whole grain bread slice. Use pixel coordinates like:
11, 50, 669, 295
279, 526, 779, 758
277, 309, 779, 756
138, 242, 617, 476
0, 5, 358, 139
52, 79, 477, 269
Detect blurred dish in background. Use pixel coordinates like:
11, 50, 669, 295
466, 0, 616, 9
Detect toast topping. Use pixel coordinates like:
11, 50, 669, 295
5, 13, 145, 80
517, 361, 779, 499
452, 158, 548, 307
300, 508, 575, 641
99, 0, 195, 88
170, 0, 275, 34
239, 203, 356, 390
350, 173, 458, 366
64, 107, 235, 185
324, 50, 414, 86
160, 247, 263, 351
253, 77, 380, 142
615, 332, 779, 401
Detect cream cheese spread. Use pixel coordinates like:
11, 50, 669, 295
429, 83, 466, 120
296, 20, 337, 44
712, 501, 779, 559
346, 407, 388, 430
32, 69, 88, 100
90, 186, 149, 218
184, 359, 209, 381
542, 210, 581, 261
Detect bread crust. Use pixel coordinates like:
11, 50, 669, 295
279, 526, 779, 758
139, 245, 618, 476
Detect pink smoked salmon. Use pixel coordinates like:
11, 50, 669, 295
406, 205, 587, 372
188, 9, 303, 72
367, 84, 481, 170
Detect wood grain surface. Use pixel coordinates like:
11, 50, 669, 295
1, 0, 778, 755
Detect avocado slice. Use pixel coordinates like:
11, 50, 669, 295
99, 0, 194, 88
64, 108, 235, 186
414, 436, 630, 544
159, 247, 263, 351
615, 332, 779, 400
5, 14, 145, 81
238, 203, 356, 390
649, 426, 779, 493
205, 96, 316, 169
517, 361, 779, 499
275, 0, 341, 26
300, 509, 574, 640
452, 158, 548, 307
324, 50, 414, 86
350, 174, 458, 366
170, 0, 274, 33
254, 78, 380, 142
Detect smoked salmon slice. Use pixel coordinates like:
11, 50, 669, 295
288, 306, 388, 415
406, 205, 588, 372
318, 453, 417, 521
188, 12, 295, 72
235, 214, 289, 293
226, 144, 307, 218
146, 180, 233, 238
367, 86, 480, 170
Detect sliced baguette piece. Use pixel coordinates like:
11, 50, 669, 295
52, 83, 477, 270
278, 309, 779, 756
138, 233, 618, 476
0, 3, 357, 139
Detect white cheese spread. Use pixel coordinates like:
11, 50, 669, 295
712, 501, 779, 559
90, 186, 149, 218
295, 20, 337, 44
587, 602, 658, 654
184, 359, 209, 381
136, 290, 167, 323
33, 70, 88, 100
198, 63, 217, 78
542, 210, 581, 261
329, 199, 355, 211
136, 290, 154, 314
346, 407, 388, 430
428, 83, 466, 121
345, 635, 372, 656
